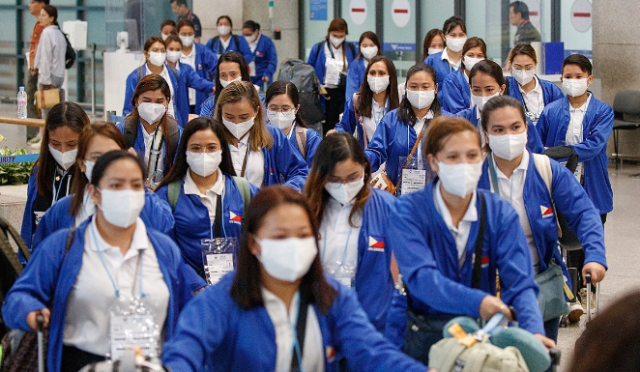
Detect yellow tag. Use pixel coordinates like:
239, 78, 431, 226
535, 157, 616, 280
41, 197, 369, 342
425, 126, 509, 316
564, 282, 575, 301
448, 323, 477, 347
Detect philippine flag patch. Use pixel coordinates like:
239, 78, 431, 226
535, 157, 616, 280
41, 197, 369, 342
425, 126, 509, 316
229, 211, 242, 224
326, 346, 336, 363
540, 205, 554, 218
256, 51, 264, 57
368, 236, 385, 252
482, 256, 490, 269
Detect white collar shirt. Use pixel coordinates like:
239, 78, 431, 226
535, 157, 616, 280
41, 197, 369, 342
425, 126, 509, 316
566, 93, 591, 178
183, 169, 226, 220
519, 76, 544, 115
323, 42, 346, 87
229, 134, 265, 187
442, 48, 461, 71
220, 36, 231, 51
414, 110, 434, 161
361, 98, 388, 142
141, 125, 165, 177
180, 46, 197, 105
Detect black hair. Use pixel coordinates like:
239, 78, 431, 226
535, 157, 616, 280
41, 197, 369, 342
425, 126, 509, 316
469, 59, 506, 88
33, 0, 50, 4
510, 1, 530, 20
90, 150, 143, 187
356, 55, 400, 118
215, 51, 251, 94
242, 20, 260, 31
161, 19, 176, 30
562, 54, 593, 75
398, 64, 442, 126
443, 16, 467, 35
169, 0, 187, 6
356, 31, 382, 60
217, 15, 233, 28
265, 81, 307, 128
480, 95, 527, 132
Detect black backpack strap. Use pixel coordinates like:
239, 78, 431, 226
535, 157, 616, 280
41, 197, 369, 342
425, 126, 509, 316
233, 34, 239, 50
291, 294, 309, 370
214, 194, 223, 238
471, 192, 486, 289
168, 65, 179, 85
295, 126, 308, 160
123, 115, 138, 148
137, 65, 144, 80
165, 116, 181, 168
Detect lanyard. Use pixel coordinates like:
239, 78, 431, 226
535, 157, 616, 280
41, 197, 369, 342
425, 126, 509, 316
209, 193, 226, 239
147, 127, 164, 178
289, 293, 304, 372
487, 154, 515, 204
326, 41, 346, 71
52, 167, 71, 203
240, 137, 251, 178
321, 208, 353, 267
91, 221, 145, 299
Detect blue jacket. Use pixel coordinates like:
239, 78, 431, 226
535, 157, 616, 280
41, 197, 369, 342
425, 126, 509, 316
199, 91, 266, 120
440, 69, 471, 114
365, 108, 453, 185
478, 152, 607, 274
457, 105, 544, 154
258, 125, 309, 190
161, 273, 428, 372
249, 34, 278, 86
283, 123, 322, 167
307, 40, 357, 88
205, 34, 253, 64
182, 43, 218, 116
424, 51, 459, 88
537, 95, 614, 214
506, 76, 565, 110
123, 64, 180, 121
154, 174, 258, 272
2, 219, 194, 372
387, 182, 545, 338
31, 191, 175, 250
345, 57, 367, 101
173, 62, 214, 127
336, 97, 393, 149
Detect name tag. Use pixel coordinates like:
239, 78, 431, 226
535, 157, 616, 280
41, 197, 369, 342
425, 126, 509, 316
401, 169, 427, 195
110, 312, 159, 360
205, 253, 234, 285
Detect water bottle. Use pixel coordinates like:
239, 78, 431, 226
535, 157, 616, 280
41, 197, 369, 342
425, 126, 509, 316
17, 86, 27, 119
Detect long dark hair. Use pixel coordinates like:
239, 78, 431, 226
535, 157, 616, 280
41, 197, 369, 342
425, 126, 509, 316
398, 64, 442, 126
480, 95, 527, 132
422, 28, 445, 61
215, 51, 251, 95
90, 150, 144, 188
469, 60, 506, 92
356, 31, 382, 60
304, 133, 371, 228
157, 117, 236, 189
35, 102, 90, 198
42, 5, 58, 25
230, 186, 337, 314
356, 55, 400, 119
265, 80, 307, 128
461, 37, 487, 72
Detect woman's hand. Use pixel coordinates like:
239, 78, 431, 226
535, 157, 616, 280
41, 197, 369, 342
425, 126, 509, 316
26, 308, 51, 331
583, 262, 606, 285
479, 295, 512, 321
533, 333, 557, 349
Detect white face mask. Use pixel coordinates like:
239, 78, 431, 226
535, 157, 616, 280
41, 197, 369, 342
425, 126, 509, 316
161, 33, 169, 41
562, 78, 589, 97
428, 48, 444, 55
513, 68, 536, 86
137, 102, 166, 124
84, 160, 95, 182
406, 89, 436, 110
488, 132, 528, 161
464, 56, 484, 71
436, 160, 483, 198
148, 51, 166, 67
255, 236, 318, 282
361, 46, 378, 59
329, 35, 345, 48
446, 37, 467, 53
267, 110, 296, 130
222, 116, 255, 139
220, 76, 242, 88
218, 25, 231, 36
166, 50, 182, 63
97, 189, 146, 228
179, 35, 194, 47
48, 146, 77, 171
324, 175, 365, 205
367, 75, 390, 94
244, 33, 257, 44
187, 150, 222, 178
471, 92, 500, 112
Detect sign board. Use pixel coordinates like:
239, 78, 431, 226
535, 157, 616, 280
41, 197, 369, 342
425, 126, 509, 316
310, 0, 328, 21
391, 0, 411, 28
383, 42, 416, 52
349, 0, 368, 26
571, 0, 592, 32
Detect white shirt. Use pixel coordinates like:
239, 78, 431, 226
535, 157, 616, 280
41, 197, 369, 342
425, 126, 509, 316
519, 76, 544, 115
489, 152, 540, 271
34, 25, 66, 86
414, 110, 434, 161
145, 64, 176, 119
434, 181, 478, 269
323, 42, 346, 87
361, 98, 387, 142
229, 134, 265, 187
75, 189, 96, 227
141, 126, 165, 176
248, 33, 260, 77
180, 46, 197, 106
183, 169, 226, 220
220, 36, 231, 51
64, 218, 170, 355
318, 198, 362, 273
261, 288, 324, 372
441, 48, 461, 71
566, 93, 591, 178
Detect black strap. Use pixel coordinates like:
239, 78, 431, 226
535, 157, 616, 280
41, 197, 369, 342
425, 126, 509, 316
214, 194, 222, 238
290, 295, 309, 371
471, 192, 486, 289
123, 115, 138, 148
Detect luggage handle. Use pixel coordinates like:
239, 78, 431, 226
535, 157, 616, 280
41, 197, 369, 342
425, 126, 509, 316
585, 273, 601, 322
549, 348, 561, 371
37, 314, 45, 372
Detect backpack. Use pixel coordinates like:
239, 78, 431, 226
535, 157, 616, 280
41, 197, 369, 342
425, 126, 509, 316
0, 217, 30, 339
295, 126, 308, 160
429, 337, 530, 372
59, 27, 76, 69
167, 176, 251, 218
209, 34, 240, 56
277, 59, 324, 134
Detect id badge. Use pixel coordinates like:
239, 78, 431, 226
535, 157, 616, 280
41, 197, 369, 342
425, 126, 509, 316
401, 169, 427, 195
202, 238, 238, 285
110, 301, 160, 360
325, 261, 356, 289
325, 59, 343, 86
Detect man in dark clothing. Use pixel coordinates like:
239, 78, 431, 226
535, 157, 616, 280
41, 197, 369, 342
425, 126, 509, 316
510, 1, 541, 45
170, 0, 202, 43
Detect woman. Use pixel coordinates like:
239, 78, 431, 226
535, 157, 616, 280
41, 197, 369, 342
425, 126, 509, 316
155, 118, 258, 278
242, 20, 278, 87
3, 150, 193, 372
305, 133, 395, 333
199, 51, 265, 119
507, 44, 564, 124
161, 186, 433, 372
440, 37, 487, 114
307, 18, 357, 134
21, 102, 90, 252
160, 19, 176, 41
206, 15, 253, 63
386, 116, 555, 365
365, 64, 452, 195
34, 5, 66, 117
424, 16, 467, 87
118, 74, 182, 186
176, 19, 217, 115
214, 80, 308, 190
457, 60, 544, 153
32, 123, 176, 249
336, 55, 400, 149
477, 95, 607, 342
421, 28, 445, 61
164, 34, 215, 127
345, 31, 383, 101
265, 80, 322, 166
123, 36, 178, 120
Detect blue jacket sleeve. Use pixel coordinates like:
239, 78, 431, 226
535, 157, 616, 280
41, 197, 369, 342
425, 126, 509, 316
364, 112, 394, 172
307, 42, 321, 72
345, 60, 362, 101
31, 196, 72, 250
183, 64, 215, 93
384, 290, 408, 348
237, 36, 254, 65
20, 171, 37, 252
201, 46, 218, 78
571, 103, 614, 162
305, 128, 322, 167
526, 119, 544, 153
264, 37, 278, 79
440, 74, 468, 113
199, 96, 215, 119
123, 70, 139, 116
536, 106, 551, 145
271, 127, 309, 190
141, 191, 175, 235
335, 99, 357, 134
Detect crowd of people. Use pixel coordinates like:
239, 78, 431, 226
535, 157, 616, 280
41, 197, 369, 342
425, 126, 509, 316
1, 0, 628, 371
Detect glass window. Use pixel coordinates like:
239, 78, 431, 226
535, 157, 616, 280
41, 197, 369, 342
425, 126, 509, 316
341, 0, 376, 47
382, 0, 416, 80
302, 0, 335, 59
